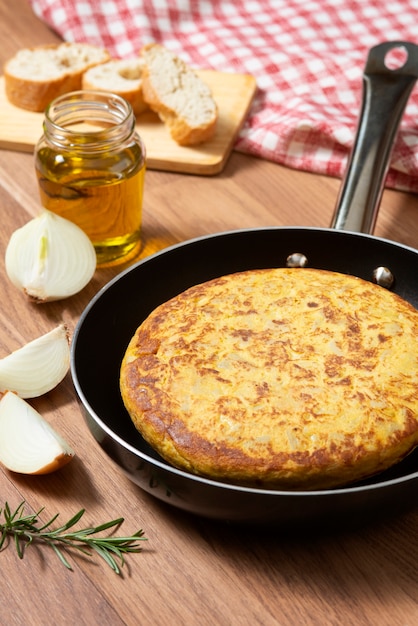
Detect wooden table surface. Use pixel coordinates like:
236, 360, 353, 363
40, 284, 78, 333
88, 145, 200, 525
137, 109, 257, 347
1, 2, 417, 625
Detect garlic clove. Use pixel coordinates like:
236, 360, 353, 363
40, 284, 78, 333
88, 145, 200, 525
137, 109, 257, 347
5, 209, 97, 302
0, 391, 74, 474
0, 324, 70, 398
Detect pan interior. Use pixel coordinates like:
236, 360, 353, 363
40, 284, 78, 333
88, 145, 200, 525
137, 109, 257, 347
72, 228, 418, 492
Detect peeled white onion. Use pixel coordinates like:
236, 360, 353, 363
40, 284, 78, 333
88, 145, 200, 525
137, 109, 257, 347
5, 209, 97, 302
0, 324, 70, 398
0, 391, 75, 474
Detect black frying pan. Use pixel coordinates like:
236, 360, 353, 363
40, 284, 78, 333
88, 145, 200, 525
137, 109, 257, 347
71, 42, 418, 527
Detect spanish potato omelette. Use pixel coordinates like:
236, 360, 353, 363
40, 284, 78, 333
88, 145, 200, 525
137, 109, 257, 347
120, 267, 418, 489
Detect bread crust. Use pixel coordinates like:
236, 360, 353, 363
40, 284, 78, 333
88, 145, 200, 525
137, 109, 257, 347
140, 43, 217, 145
120, 268, 418, 490
4, 43, 111, 112
141, 74, 217, 144
82, 59, 147, 115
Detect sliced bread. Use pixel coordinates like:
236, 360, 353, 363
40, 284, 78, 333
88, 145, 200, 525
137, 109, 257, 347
82, 58, 147, 115
140, 43, 217, 145
4, 43, 111, 112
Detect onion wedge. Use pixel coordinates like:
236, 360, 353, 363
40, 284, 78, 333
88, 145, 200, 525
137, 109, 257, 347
0, 324, 70, 398
5, 209, 97, 302
0, 391, 75, 474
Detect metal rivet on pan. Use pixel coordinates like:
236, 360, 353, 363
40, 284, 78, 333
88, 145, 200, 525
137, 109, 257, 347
286, 252, 308, 268
372, 266, 395, 289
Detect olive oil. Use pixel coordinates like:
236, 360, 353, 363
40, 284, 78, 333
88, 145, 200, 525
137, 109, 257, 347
35, 91, 146, 266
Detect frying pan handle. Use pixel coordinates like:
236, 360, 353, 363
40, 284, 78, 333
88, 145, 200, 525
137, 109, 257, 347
330, 41, 418, 233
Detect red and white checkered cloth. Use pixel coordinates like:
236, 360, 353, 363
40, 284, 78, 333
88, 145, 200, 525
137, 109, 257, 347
29, 0, 418, 192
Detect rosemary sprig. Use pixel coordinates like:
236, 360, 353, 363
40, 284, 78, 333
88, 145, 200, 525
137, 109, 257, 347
0, 501, 146, 574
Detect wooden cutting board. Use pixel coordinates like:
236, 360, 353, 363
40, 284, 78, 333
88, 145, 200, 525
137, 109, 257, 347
0, 70, 257, 175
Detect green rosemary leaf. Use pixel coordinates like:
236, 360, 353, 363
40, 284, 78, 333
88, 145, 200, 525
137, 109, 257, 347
92, 543, 121, 573
14, 531, 24, 559
36, 512, 60, 532
87, 517, 124, 534
0, 501, 147, 574
48, 508, 86, 535
50, 542, 73, 571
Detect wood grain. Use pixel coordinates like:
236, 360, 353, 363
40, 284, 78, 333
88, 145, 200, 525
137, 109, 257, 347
0, 70, 257, 175
0, 2, 417, 625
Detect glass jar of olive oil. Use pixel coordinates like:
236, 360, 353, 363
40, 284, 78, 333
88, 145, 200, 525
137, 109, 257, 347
35, 91, 146, 266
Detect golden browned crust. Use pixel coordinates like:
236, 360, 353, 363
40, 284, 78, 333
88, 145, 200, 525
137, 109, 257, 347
82, 59, 148, 115
4, 43, 111, 112
141, 71, 217, 144
5, 71, 81, 112
140, 43, 217, 145
120, 268, 418, 489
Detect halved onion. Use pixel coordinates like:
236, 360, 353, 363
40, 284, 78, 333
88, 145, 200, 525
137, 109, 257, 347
5, 209, 97, 302
0, 391, 75, 474
0, 324, 70, 398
